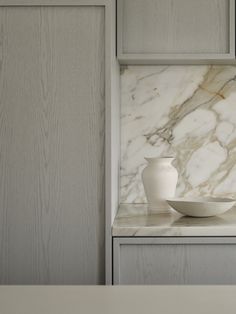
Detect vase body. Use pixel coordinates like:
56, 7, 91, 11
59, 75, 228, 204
142, 157, 178, 213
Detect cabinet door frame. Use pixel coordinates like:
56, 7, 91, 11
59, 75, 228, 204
117, 0, 236, 64
113, 237, 236, 284
0, 0, 119, 285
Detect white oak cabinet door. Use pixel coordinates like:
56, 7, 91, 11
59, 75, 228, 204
0, 4, 105, 284
117, 0, 235, 64
113, 238, 236, 285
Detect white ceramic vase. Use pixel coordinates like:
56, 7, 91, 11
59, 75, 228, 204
142, 157, 178, 213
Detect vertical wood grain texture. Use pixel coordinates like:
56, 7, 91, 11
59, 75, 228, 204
0, 6, 105, 284
116, 243, 236, 285
121, 0, 230, 54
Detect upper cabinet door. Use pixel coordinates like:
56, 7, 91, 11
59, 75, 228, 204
117, 0, 235, 64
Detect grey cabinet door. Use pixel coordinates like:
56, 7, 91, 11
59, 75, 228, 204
113, 238, 236, 285
117, 0, 235, 64
0, 5, 105, 284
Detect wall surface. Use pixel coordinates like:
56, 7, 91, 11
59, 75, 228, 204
0, 6, 105, 284
121, 65, 236, 203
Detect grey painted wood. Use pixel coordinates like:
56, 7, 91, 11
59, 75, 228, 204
113, 237, 236, 285
121, 0, 230, 54
117, 54, 236, 65
105, 0, 120, 285
117, 0, 235, 64
0, 0, 110, 5
0, 6, 105, 284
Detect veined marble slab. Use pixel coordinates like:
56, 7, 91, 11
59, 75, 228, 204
112, 204, 236, 236
121, 65, 236, 203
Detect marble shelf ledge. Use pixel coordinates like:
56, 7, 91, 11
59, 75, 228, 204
112, 204, 236, 237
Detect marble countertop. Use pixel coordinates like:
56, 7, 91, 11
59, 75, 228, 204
112, 204, 236, 236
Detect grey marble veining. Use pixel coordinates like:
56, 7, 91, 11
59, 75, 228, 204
121, 65, 236, 203
112, 204, 236, 236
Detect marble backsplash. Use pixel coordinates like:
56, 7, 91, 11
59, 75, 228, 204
120, 65, 236, 203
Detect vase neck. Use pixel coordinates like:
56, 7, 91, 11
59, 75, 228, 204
145, 157, 174, 165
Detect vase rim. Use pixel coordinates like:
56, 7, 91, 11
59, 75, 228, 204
144, 156, 175, 163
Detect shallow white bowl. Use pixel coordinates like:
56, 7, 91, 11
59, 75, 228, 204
166, 197, 236, 217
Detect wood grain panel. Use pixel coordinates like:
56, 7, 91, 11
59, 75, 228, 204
0, 6, 105, 284
121, 0, 230, 54
116, 242, 236, 284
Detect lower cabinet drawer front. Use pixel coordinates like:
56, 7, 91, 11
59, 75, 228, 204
113, 238, 236, 285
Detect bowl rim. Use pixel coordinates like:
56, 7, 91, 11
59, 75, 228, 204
166, 197, 236, 204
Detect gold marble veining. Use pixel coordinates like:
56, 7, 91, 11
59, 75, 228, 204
121, 66, 236, 203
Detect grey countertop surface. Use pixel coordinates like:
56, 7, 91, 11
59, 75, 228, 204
1, 286, 236, 314
112, 204, 236, 236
